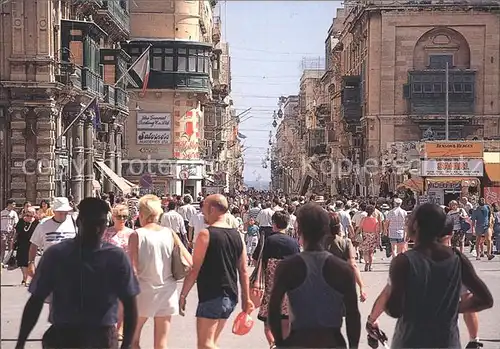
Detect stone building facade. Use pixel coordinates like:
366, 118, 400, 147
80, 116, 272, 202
0, 0, 131, 207
326, 0, 500, 195
122, 0, 234, 196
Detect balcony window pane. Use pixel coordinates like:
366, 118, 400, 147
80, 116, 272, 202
204, 57, 210, 73
189, 49, 197, 55
165, 48, 174, 54
188, 56, 196, 72
153, 48, 162, 54
197, 56, 204, 72
433, 83, 442, 93
453, 83, 463, 92
429, 54, 453, 69
164, 56, 174, 71
178, 48, 187, 54
130, 47, 140, 54
423, 83, 432, 93
464, 83, 472, 92
178, 56, 187, 71
152, 56, 162, 71
412, 83, 422, 93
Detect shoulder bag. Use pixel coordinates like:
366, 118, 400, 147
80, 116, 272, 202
170, 229, 191, 280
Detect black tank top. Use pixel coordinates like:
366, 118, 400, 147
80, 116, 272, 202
197, 226, 243, 302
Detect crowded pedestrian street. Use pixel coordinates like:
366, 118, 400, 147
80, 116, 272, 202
2, 255, 499, 348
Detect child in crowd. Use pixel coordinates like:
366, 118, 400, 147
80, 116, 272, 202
246, 218, 259, 266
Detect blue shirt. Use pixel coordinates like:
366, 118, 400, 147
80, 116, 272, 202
472, 205, 490, 232
29, 239, 140, 326
247, 224, 259, 237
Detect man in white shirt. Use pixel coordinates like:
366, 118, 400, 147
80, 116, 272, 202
177, 195, 198, 236
272, 198, 284, 212
335, 201, 354, 238
386, 198, 408, 257
28, 197, 77, 276
188, 201, 207, 248
1, 199, 19, 265
161, 201, 187, 238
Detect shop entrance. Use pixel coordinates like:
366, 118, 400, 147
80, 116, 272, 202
444, 189, 461, 206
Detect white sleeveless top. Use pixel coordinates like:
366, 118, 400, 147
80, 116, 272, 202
135, 226, 175, 291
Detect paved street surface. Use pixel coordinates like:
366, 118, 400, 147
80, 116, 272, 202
2, 253, 500, 348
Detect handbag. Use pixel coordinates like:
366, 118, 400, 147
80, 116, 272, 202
6, 250, 18, 270
249, 236, 265, 308
170, 229, 191, 281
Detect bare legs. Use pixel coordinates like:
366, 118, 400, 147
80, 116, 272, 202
132, 316, 172, 349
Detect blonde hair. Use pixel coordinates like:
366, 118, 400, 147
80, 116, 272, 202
112, 204, 129, 217
139, 194, 163, 223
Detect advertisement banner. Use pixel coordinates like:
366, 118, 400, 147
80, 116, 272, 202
136, 112, 172, 129
484, 187, 500, 205
421, 159, 483, 177
137, 130, 171, 145
423, 142, 483, 158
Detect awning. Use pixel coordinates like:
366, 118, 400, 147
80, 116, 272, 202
426, 177, 480, 188
397, 177, 424, 192
485, 163, 500, 182
94, 161, 134, 194
122, 177, 138, 189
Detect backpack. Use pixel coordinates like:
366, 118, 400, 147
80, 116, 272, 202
327, 237, 351, 262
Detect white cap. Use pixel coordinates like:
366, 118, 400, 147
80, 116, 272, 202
52, 197, 73, 212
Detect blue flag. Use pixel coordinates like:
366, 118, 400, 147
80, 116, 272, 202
88, 98, 101, 130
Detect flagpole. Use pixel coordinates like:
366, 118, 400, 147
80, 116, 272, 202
58, 96, 98, 140
113, 44, 152, 87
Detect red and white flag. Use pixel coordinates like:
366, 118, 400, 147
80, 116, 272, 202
130, 47, 151, 93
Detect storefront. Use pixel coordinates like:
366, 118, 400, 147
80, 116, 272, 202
483, 152, 500, 204
421, 141, 484, 206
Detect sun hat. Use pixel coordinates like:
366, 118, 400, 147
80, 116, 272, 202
52, 197, 73, 212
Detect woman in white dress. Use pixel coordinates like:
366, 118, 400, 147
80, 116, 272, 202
128, 194, 192, 349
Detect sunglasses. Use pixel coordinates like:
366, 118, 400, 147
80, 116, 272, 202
115, 215, 128, 220
25, 214, 35, 218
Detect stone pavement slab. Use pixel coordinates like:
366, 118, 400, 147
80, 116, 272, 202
2, 254, 500, 348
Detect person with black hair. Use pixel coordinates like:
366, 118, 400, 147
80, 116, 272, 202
268, 203, 360, 349
17, 198, 140, 349
257, 210, 300, 347
367, 203, 493, 349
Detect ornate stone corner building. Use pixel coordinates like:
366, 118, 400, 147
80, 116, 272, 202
0, 0, 132, 207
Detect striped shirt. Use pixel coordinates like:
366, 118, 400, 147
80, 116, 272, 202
386, 207, 407, 240
127, 197, 139, 218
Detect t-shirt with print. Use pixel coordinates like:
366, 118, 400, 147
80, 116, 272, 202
30, 215, 78, 251
247, 224, 259, 237
0, 209, 19, 233
28, 239, 140, 326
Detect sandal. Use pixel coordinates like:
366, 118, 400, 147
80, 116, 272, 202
364, 264, 369, 272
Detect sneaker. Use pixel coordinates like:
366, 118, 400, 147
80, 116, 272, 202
487, 254, 495, 261
465, 340, 483, 348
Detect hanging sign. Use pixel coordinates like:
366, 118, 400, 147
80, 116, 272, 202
421, 159, 483, 177
423, 142, 483, 158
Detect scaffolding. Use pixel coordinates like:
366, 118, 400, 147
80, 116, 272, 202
300, 57, 325, 72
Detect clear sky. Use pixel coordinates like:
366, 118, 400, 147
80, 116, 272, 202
221, 1, 341, 185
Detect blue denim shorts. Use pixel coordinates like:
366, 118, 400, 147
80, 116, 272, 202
196, 296, 237, 320
390, 238, 405, 243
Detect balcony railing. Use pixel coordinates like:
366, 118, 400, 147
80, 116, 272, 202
82, 67, 104, 96
101, 0, 130, 34
55, 62, 82, 89
104, 85, 116, 105
115, 87, 128, 110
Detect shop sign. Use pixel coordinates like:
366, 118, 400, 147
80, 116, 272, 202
423, 142, 483, 158
421, 159, 483, 177
136, 113, 172, 129
139, 148, 159, 154
137, 130, 171, 145
484, 187, 500, 204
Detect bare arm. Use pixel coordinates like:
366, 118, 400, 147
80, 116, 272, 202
368, 284, 391, 322
127, 232, 139, 275
180, 229, 209, 298
237, 241, 252, 313
458, 251, 493, 313
343, 266, 361, 349
268, 262, 288, 346
385, 254, 408, 318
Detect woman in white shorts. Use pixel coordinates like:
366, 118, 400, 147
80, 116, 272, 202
129, 195, 192, 349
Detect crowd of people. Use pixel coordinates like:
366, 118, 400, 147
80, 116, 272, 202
0, 190, 497, 349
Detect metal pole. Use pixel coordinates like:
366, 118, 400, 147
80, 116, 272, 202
445, 61, 449, 140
